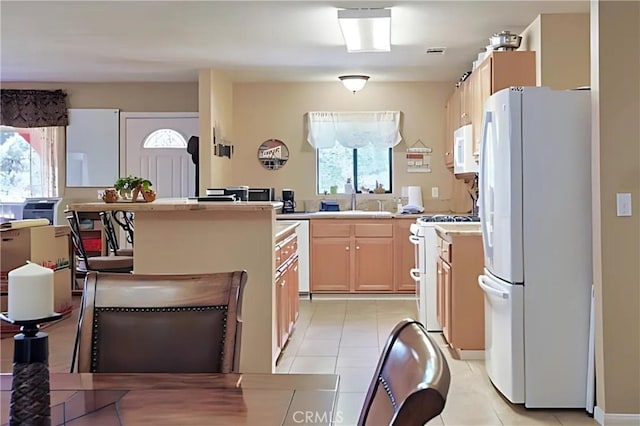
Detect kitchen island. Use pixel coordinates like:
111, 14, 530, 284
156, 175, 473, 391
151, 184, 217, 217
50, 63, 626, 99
68, 198, 291, 374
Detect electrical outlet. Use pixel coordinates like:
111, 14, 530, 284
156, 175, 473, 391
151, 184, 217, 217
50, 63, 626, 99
616, 193, 632, 216
431, 187, 439, 198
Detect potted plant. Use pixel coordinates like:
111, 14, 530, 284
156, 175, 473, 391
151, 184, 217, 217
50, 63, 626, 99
114, 176, 154, 201
114, 176, 136, 199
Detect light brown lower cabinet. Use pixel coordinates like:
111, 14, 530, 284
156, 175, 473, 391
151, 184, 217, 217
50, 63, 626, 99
436, 230, 485, 351
311, 220, 394, 293
275, 232, 299, 351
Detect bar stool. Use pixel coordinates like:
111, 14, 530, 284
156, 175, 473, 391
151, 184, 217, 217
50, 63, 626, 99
99, 211, 133, 256
112, 210, 134, 246
67, 211, 133, 273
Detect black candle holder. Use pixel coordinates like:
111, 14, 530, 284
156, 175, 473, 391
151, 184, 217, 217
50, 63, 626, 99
0, 312, 63, 426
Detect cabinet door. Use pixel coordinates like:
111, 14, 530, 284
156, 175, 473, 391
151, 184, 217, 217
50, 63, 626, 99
354, 238, 393, 292
393, 219, 416, 293
436, 257, 444, 326
442, 260, 452, 344
275, 271, 286, 349
473, 58, 492, 158
310, 237, 351, 292
289, 257, 299, 327
460, 80, 472, 126
444, 98, 454, 168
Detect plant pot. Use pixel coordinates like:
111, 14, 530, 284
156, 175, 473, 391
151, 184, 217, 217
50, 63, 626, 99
142, 189, 157, 202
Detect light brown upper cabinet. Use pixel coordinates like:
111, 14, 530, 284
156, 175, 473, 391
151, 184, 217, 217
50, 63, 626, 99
471, 51, 536, 158
444, 51, 536, 168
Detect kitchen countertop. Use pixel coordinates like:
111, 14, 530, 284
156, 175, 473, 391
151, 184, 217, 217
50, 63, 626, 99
276, 212, 427, 220
274, 221, 299, 240
434, 223, 482, 237
69, 198, 283, 212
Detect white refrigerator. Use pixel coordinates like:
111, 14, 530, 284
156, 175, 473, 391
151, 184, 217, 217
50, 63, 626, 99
477, 87, 592, 408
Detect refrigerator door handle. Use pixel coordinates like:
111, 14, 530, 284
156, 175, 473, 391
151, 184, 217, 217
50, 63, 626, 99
409, 268, 421, 282
479, 110, 495, 257
478, 275, 509, 299
409, 235, 421, 245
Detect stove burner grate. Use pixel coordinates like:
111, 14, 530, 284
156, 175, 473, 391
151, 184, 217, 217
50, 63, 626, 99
417, 215, 480, 223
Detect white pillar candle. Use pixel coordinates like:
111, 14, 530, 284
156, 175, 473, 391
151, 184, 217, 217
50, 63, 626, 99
8, 262, 54, 321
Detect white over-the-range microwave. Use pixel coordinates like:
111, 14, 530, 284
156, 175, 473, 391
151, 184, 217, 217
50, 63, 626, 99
453, 124, 479, 175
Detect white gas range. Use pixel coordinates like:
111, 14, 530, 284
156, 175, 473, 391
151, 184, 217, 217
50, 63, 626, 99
409, 214, 480, 332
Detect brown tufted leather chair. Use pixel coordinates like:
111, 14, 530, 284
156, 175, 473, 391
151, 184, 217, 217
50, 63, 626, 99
358, 319, 451, 426
72, 270, 247, 374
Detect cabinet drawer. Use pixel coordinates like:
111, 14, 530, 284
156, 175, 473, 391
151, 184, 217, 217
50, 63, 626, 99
354, 223, 393, 237
312, 223, 351, 237
439, 240, 452, 263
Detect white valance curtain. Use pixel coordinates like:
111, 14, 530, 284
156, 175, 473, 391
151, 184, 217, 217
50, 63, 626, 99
306, 111, 402, 149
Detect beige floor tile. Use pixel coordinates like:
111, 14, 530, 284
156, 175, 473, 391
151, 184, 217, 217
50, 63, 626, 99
297, 339, 340, 357
335, 367, 375, 392
304, 325, 343, 340
553, 410, 599, 425
495, 406, 562, 425
336, 347, 379, 368
425, 415, 444, 425
339, 332, 379, 348
335, 392, 366, 426
440, 392, 503, 425
275, 354, 295, 373
289, 356, 337, 374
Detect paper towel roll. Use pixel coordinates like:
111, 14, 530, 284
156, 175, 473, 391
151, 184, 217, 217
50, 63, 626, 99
407, 186, 423, 208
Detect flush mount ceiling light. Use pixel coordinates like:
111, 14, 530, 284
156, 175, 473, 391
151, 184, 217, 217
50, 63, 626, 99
337, 8, 391, 52
339, 75, 370, 93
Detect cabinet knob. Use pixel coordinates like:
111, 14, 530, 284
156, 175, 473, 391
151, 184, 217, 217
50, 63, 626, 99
345, 246, 350, 251
280, 280, 286, 287
356, 246, 360, 250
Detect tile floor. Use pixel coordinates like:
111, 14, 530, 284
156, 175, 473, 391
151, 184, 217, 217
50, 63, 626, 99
0, 297, 598, 426
275, 298, 598, 426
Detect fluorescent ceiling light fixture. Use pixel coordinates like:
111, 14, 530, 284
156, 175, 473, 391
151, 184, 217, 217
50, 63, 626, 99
338, 8, 391, 52
339, 75, 370, 93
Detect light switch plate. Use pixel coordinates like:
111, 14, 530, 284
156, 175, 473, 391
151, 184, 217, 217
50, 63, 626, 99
616, 193, 632, 216
431, 187, 439, 198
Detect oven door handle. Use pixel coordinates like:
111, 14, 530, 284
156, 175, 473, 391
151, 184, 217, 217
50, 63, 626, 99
409, 235, 421, 245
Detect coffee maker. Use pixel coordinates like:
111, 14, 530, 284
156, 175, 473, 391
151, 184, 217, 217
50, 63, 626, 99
282, 189, 295, 213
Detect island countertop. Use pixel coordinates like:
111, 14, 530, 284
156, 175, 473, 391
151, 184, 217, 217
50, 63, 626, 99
68, 198, 283, 212
435, 223, 482, 237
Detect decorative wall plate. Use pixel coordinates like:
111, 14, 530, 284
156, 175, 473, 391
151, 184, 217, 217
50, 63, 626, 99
258, 139, 289, 170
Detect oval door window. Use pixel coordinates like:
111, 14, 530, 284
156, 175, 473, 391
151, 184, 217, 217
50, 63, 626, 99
258, 139, 289, 170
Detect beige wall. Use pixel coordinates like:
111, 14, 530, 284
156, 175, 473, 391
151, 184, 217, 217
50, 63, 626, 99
0, 82, 198, 111
231, 82, 468, 213
520, 16, 543, 85
520, 13, 590, 90
0, 82, 198, 218
591, 0, 640, 416
198, 70, 234, 193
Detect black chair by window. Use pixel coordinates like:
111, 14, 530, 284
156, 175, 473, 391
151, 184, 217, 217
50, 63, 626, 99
99, 211, 133, 256
112, 210, 134, 247
66, 210, 133, 274
358, 319, 451, 426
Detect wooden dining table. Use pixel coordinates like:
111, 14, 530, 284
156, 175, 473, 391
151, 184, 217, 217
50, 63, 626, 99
0, 372, 340, 425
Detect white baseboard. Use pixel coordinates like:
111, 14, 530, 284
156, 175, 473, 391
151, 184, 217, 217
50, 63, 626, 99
455, 349, 485, 360
594, 406, 640, 425
307, 294, 415, 301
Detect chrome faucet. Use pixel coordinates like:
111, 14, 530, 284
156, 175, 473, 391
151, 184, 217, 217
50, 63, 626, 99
350, 191, 357, 210
377, 200, 384, 211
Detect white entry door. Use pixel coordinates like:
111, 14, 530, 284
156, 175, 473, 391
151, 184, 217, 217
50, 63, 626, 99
122, 113, 198, 198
